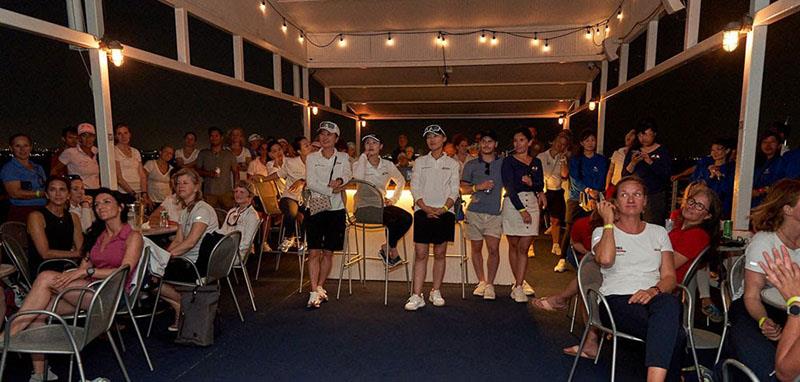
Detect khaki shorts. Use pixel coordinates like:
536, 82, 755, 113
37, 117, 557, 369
464, 210, 503, 240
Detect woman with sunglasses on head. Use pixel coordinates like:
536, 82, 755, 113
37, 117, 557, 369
26, 176, 84, 277
1, 133, 47, 222
3, 188, 142, 382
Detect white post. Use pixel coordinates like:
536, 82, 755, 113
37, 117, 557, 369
684, 0, 701, 49
233, 35, 244, 80
585, 82, 592, 102
302, 66, 310, 100
732, 0, 770, 232
302, 106, 311, 138
597, 60, 609, 154
324, 87, 331, 107
645, 19, 659, 70
618, 43, 629, 85
355, 119, 361, 154
342, 103, 349, 113
175, 8, 190, 64
83, 0, 103, 36
272, 53, 282, 92
292, 64, 300, 98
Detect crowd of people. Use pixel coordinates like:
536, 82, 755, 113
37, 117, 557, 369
2, 117, 800, 382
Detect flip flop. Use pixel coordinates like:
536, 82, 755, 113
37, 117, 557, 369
563, 345, 596, 360
531, 296, 568, 312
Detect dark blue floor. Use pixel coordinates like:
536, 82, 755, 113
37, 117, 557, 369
5, 238, 721, 381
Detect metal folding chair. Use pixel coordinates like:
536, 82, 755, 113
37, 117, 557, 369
232, 217, 260, 311
1, 233, 78, 292
721, 358, 759, 382
0, 221, 28, 253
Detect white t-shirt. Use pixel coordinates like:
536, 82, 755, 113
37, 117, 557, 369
59, 146, 100, 189
143, 160, 172, 202
537, 150, 566, 191
231, 147, 251, 182
277, 156, 306, 202
216, 205, 260, 260
246, 158, 269, 178
591, 223, 674, 296
610, 147, 628, 186
175, 148, 199, 166
69, 203, 94, 233
115, 146, 143, 194
179, 200, 219, 262
266, 160, 286, 194
744, 231, 800, 275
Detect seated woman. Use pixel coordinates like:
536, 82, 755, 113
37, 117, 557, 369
729, 179, 800, 380
591, 176, 684, 381
157, 168, 219, 331
27, 177, 84, 276
3, 188, 142, 382
216, 180, 260, 264
67, 175, 95, 233
148, 174, 183, 227
352, 134, 412, 266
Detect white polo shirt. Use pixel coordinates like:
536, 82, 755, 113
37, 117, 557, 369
410, 152, 460, 212
352, 153, 406, 205
537, 150, 566, 191
59, 146, 100, 189
305, 150, 353, 211
115, 146, 143, 194
277, 156, 306, 202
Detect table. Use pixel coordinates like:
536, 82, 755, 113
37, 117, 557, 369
141, 225, 177, 237
761, 287, 786, 309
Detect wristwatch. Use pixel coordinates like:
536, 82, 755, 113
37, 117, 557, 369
787, 296, 800, 317
86, 267, 96, 277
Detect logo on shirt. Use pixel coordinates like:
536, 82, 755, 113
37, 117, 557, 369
592, 166, 599, 173
615, 246, 626, 255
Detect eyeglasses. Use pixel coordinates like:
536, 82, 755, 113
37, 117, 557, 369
687, 198, 707, 212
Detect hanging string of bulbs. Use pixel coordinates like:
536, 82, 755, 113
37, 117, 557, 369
259, 0, 626, 52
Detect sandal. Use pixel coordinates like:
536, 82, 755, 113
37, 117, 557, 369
563, 345, 596, 360
531, 296, 568, 312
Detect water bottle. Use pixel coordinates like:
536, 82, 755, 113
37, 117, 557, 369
160, 210, 169, 227
127, 204, 139, 230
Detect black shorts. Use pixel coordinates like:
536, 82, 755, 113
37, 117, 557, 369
306, 209, 346, 251
413, 210, 455, 245
545, 189, 566, 220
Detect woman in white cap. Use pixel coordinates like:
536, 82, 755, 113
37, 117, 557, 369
114, 123, 149, 204
405, 124, 460, 311
304, 121, 352, 308
52, 122, 101, 190
353, 134, 413, 266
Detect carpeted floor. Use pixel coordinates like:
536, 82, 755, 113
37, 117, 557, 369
5, 238, 721, 381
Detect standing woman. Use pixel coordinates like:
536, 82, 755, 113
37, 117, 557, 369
688, 139, 735, 218
502, 127, 546, 303
352, 134, 412, 266
27, 177, 83, 276
304, 122, 352, 308
143, 144, 175, 205
114, 123, 148, 204
622, 118, 672, 224
752, 131, 785, 207
175, 132, 199, 168
228, 127, 252, 183
1, 133, 47, 222
606, 128, 636, 198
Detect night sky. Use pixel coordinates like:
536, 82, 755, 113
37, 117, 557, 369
1, 1, 798, 159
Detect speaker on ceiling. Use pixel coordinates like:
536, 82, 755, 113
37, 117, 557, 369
661, 0, 685, 14
603, 39, 621, 61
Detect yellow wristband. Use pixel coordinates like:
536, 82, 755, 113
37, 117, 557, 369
603, 224, 614, 230
518, 208, 527, 212
787, 296, 800, 308
472, 185, 477, 192
35, 190, 41, 198
758, 316, 768, 328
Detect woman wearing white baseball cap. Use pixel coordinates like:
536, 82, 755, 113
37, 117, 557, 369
52, 122, 101, 190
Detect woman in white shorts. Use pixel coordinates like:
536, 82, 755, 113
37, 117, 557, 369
501, 127, 546, 303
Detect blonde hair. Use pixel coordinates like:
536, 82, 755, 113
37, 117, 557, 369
172, 168, 203, 210
234, 179, 255, 196
751, 179, 800, 232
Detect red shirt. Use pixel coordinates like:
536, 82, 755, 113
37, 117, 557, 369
668, 209, 710, 283
571, 216, 593, 256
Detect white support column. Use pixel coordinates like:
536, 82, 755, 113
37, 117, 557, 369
175, 8, 190, 64
732, 0, 770, 232
233, 35, 244, 81
302, 66, 310, 100
342, 103, 349, 113
684, 0, 701, 49
645, 19, 659, 70
597, 60, 609, 154
272, 53, 282, 92
292, 64, 301, 98
83, 0, 103, 36
302, 106, 311, 138
618, 43, 629, 84
324, 87, 331, 107
585, 82, 592, 102
355, 119, 361, 154
563, 116, 570, 131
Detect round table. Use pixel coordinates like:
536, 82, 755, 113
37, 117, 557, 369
141, 226, 177, 237
761, 287, 786, 309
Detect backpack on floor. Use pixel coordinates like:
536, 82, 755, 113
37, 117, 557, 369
175, 284, 220, 347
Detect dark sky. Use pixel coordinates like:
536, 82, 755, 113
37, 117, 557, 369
1, 1, 798, 158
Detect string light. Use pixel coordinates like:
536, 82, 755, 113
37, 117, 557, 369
595, 26, 601, 35
311, 105, 319, 115
490, 32, 498, 45
298, 33, 304, 43
531, 32, 539, 46
605, 24, 610, 33
386, 33, 394, 46
617, 9, 623, 20
589, 101, 597, 111
436, 32, 447, 46
259, 0, 266, 13
543, 39, 550, 52
585, 28, 592, 39
281, 19, 288, 33
338, 34, 346, 47
479, 30, 486, 43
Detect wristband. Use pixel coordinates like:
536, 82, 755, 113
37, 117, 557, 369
651, 286, 662, 295
758, 316, 768, 328
35, 190, 41, 198
603, 224, 614, 230
472, 185, 477, 192
441, 207, 448, 213
787, 296, 800, 308
518, 208, 527, 213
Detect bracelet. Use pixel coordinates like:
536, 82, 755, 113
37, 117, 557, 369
441, 207, 448, 213
758, 316, 768, 328
787, 296, 800, 308
518, 208, 527, 213
472, 185, 477, 192
651, 286, 662, 295
603, 224, 614, 230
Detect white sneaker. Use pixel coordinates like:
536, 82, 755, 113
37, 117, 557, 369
483, 284, 496, 300
473, 281, 487, 296
527, 247, 536, 258
554, 259, 568, 273
307, 291, 321, 308
552, 243, 562, 256
404, 294, 426, 311
262, 241, 272, 252
522, 280, 535, 296
429, 289, 446, 307
511, 286, 529, 303
316, 286, 329, 302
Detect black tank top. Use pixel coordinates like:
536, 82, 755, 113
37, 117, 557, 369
27, 206, 75, 275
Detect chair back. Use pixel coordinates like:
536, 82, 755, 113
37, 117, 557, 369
576, 253, 602, 322
1, 234, 32, 290
682, 246, 710, 286
215, 208, 228, 227
728, 255, 746, 301
348, 179, 384, 225
204, 231, 242, 284
251, 175, 282, 215
721, 359, 759, 382
82, 265, 129, 347
0, 221, 28, 253
128, 247, 152, 302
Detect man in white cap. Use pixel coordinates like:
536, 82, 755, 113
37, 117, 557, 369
405, 124, 460, 311
304, 121, 352, 308
52, 122, 101, 190
247, 133, 264, 158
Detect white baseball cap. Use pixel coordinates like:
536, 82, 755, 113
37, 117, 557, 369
422, 124, 445, 138
317, 121, 340, 136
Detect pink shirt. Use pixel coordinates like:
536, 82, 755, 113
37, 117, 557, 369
89, 224, 137, 288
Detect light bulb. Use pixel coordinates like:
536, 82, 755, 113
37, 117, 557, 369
298, 33, 304, 43
281, 19, 287, 33
589, 101, 596, 111
722, 30, 739, 52
110, 49, 123, 67
311, 105, 319, 115
617, 10, 623, 20
490, 33, 498, 45
595, 27, 600, 35
479, 31, 486, 43
585, 28, 592, 39
338, 35, 346, 47
360, 120, 366, 128
532, 33, 539, 46
543, 40, 550, 52
386, 34, 394, 46
259, 1, 266, 13
605, 24, 610, 33
558, 117, 564, 125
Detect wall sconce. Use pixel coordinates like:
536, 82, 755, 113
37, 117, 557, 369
310, 105, 319, 115
588, 101, 597, 111
723, 15, 753, 52
100, 39, 124, 67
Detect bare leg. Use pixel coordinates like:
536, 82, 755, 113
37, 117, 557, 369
412, 243, 429, 295
431, 243, 447, 291
646, 367, 667, 382
470, 240, 485, 282
484, 235, 501, 285
307, 249, 321, 291
507, 236, 519, 281
7, 271, 60, 335
550, 217, 561, 250
317, 250, 333, 288
514, 236, 534, 286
